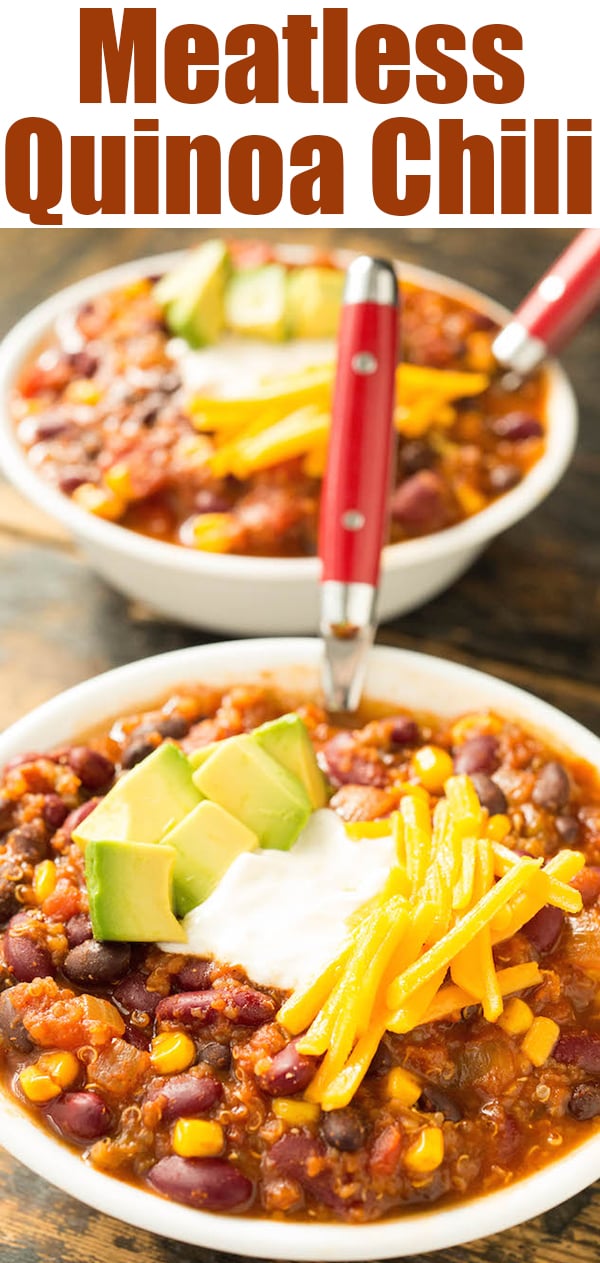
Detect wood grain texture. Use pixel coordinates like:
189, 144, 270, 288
0, 227, 599, 1262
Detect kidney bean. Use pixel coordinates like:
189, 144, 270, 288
148, 1156, 254, 1212
257, 1042, 318, 1097
0, 990, 32, 1051
174, 959, 213, 992
42, 795, 70, 831
4, 916, 54, 982
113, 972, 160, 1014
390, 717, 420, 747
194, 489, 232, 515
62, 800, 100, 842
199, 1041, 231, 1071
571, 867, 600, 908
400, 439, 435, 476
65, 913, 93, 948
122, 1019, 152, 1051
4, 751, 53, 772
418, 1084, 462, 1122
487, 464, 522, 494
121, 737, 157, 770
221, 986, 276, 1026
68, 350, 99, 379
63, 940, 131, 985
156, 991, 217, 1028
46, 1090, 111, 1141
0, 872, 20, 927
523, 905, 564, 954
320, 733, 389, 790
320, 1109, 366, 1151
146, 1072, 222, 1123
470, 772, 507, 817
569, 1083, 600, 1121
555, 815, 580, 846
492, 412, 544, 442
453, 735, 499, 776
554, 1032, 600, 1075
532, 761, 571, 812
264, 1134, 345, 1214
59, 469, 95, 495
390, 470, 447, 529
6, 823, 48, 864
0, 795, 16, 836
66, 747, 114, 792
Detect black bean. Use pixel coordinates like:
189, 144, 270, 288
470, 772, 507, 816
0, 795, 16, 835
148, 1156, 254, 1212
568, 1083, 600, 1121
66, 747, 114, 791
532, 761, 571, 812
400, 439, 434, 476
65, 913, 93, 948
0, 990, 32, 1051
257, 1042, 318, 1097
492, 412, 544, 441
0, 870, 21, 926
156, 716, 190, 739
555, 815, 580, 846
42, 795, 70, 831
121, 738, 157, 770
523, 905, 564, 954
146, 1072, 222, 1123
454, 735, 499, 776
6, 823, 48, 864
320, 1109, 365, 1151
63, 940, 131, 985
199, 1042, 231, 1071
418, 1085, 462, 1121
46, 1090, 111, 1140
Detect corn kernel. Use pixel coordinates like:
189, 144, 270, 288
498, 997, 534, 1036
150, 1031, 196, 1074
404, 1127, 444, 1174
65, 380, 102, 407
486, 814, 512, 842
272, 1098, 321, 1126
172, 1119, 225, 1158
33, 859, 57, 904
455, 481, 487, 517
192, 513, 236, 554
385, 1067, 422, 1107
104, 462, 134, 501
411, 746, 454, 793
344, 819, 395, 840
19, 1051, 80, 1102
521, 1017, 560, 1067
72, 483, 126, 522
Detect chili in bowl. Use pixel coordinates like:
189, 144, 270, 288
1, 638, 600, 1260
0, 245, 577, 634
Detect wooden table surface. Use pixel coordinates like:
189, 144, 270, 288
0, 227, 599, 1262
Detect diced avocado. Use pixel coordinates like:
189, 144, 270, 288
85, 839, 185, 942
73, 744, 202, 849
225, 264, 288, 341
155, 240, 230, 347
193, 735, 311, 850
161, 800, 259, 916
286, 266, 344, 339
188, 742, 220, 771
252, 714, 328, 809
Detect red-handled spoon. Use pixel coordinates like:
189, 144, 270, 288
319, 256, 400, 712
493, 228, 600, 377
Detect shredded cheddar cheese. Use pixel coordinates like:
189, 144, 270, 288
280, 773, 583, 1111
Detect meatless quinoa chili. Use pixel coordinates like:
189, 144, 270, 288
12, 240, 547, 558
2, 681, 600, 1223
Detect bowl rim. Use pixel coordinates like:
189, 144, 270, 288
0, 245, 578, 583
1, 636, 600, 1261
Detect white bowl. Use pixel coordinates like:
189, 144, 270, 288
1, 638, 599, 1259
0, 247, 577, 635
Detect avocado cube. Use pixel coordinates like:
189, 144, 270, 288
73, 743, 202, 849
193, 735, 311, 850
225, 264, 288, 341
155, 239, 230, 347
161, 800, 259, 916
286, 266, 344, 339
252, 714, 328, 809
188, 742, 220, 771
85, 839, 185, 942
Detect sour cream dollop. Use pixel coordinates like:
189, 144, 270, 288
170, 334, 335, 400
162, 809, 396, 992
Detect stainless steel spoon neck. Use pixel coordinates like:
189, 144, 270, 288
493, 320, 547, 377
320, 581, 377, 713
343, 256, 399, 308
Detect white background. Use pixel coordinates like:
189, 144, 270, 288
0, 0, 598, 227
